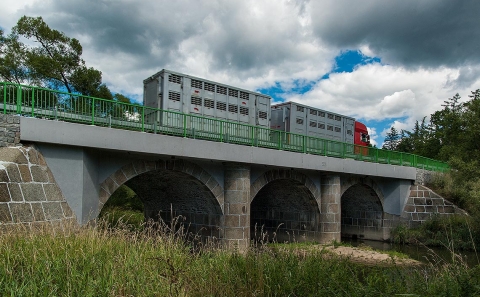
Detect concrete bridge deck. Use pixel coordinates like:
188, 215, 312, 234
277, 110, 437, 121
20, 117, 416, 180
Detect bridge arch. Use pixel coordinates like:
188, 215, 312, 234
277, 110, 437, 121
340, 177, 384, 240
250, 169, 321, 242
98, 159, 224, 237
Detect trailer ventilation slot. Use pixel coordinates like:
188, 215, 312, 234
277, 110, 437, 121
169, 74, 182, 84
204, 99, 215, 108
296, 118, 304, 125
327, 125, 333, 131
217, 86, 227, 95
327, 113, 334, 119
335, 115, 342, 121
191, 97, 202, 106
228, 104, 238, 113
240, 91, 249, 100
309, 121, 316, 127
228, 89, 238, 97
296, 106, 305, 112
310, 110, 317, 115
168, 91, 181, 102
205, 83, 215, 92
191, 79, 203, 89
318, 123, 325, 129
318, 111, 325, 117
216, 102, 227, 111
347, 129, 353, 135
259, 111, 268, 119
335, 127, 341, 132
240, 106, 249, 116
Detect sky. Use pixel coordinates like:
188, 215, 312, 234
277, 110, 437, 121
2, 0, 480, 146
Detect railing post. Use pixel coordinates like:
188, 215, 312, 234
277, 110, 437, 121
16, 85, 22, 114
251, 126, 254, 146
220, 121, 223, 142
31, 87, 35, 117
278, 131, 282, 150
91, 98, 95, 125
141, 106, 145, 132
183, 113, 187, 137
3, 82, 6, 114
342, 143, 346, 158
303, 135, 306, 153
375, 148, 378, 163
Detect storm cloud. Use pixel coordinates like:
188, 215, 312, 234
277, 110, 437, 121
2, 0, 479, 145
310, 0, 480, 69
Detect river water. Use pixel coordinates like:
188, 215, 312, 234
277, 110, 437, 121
342, 238, 480, 267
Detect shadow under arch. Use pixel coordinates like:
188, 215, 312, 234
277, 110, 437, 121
250, 169, 321, 242
98, 159, 224, 237
340, 176, 385, 241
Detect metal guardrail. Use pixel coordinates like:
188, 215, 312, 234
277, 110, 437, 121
1, 82, 449, 172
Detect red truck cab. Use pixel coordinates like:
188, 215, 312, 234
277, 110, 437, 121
354, 121, 370, 146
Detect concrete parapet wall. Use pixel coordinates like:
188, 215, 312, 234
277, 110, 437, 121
0, 145, 77, 231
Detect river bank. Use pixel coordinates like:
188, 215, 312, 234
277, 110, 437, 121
1, 223, 479, 296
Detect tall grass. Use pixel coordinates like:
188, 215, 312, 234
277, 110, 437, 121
1, 221, 479, 296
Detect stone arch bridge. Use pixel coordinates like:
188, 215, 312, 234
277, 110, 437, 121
0, 116, 461, 249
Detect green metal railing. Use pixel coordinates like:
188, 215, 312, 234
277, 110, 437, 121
1, 82, 449, 172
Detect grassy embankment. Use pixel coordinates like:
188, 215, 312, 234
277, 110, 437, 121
1, 220, 480, 297
2, 185, 479, 296
391, 172, 480, 252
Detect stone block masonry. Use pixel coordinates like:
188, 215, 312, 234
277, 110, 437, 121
0, 114, 21, 147
223, 163, 250, 251
0, 145, 77, 231
320, 175, 341, 243
402, 185, 465, 227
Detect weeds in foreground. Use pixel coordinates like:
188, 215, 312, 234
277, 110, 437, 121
1, 220, 480, 296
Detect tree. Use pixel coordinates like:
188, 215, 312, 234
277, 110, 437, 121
382, 126, 400, 150
0, 29, 30, 84
7, 16, 106, 96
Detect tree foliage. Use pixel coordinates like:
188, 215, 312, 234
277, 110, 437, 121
0, 16, 115, 100
395, 90, 480, 212
0, 29, 29, 84
382, 126, 400, 150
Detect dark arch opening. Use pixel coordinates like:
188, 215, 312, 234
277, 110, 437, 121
123, 169, 222, 238
250, 179, 321, 243
341, 184, 383, 241
99, 184, 145, 228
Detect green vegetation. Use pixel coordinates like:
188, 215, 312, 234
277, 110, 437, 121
384, 90, 480, 212
1, 223, 480, 297
391, 214, 480, 253
99, 185, 144, 229
0, 16, 134, 103
383, 90, 480, 252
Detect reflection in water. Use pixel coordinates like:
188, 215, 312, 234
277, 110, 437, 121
342, 238, 480, 267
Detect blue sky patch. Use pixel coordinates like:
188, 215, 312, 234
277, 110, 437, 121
333, 50, 381, 73
258, 49, 393, 144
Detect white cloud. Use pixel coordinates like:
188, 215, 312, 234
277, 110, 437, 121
1, 0, 480, 143
286, 63, 479, 130
366, 126, 378, 147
